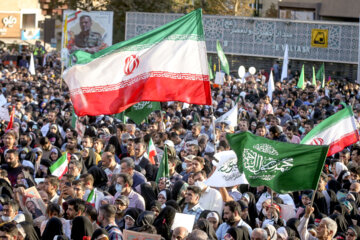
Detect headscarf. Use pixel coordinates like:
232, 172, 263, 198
83, 148, 97, 170
286, 218, 300, 238
91, 228, 109, 240
124, 208, 141, 225
140, 182, 158, 210
87, 166, 108, 189
277, 227, 288, 240
134, 211, 155, 229
329, 213, 348, 235
226, 226, 250, 240
71, 216, 94, 240
20, 221, 40, 240
196, 219, 218, 240
41, 217, 64, 240
153, 206, 176, 240
242, 192, 258, 228
348, 225, 360, 240
171, 180, 188, 203
263, 225, 277, 240
335, 162, 348, 179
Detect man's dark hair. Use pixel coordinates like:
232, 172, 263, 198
118, 173, 133, 187
67, 198, 86, 214
45, 175, 60, 188
304, 120, 314, 128
99, 204, 116, 220
80, 15, 92, 22
40, 137, 50, 146
0, 222, 18, 237
85, 204, 98, 221
187, 186, 202, 197
46, 202, 60, 216
116, 123, 126, 132
5, 149, 18, 156
224, 201, 241, 215
3, 199, 19, 212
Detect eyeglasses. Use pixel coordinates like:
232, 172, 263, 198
346, 232, 356, 237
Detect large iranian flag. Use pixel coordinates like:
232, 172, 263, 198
63, 9, 211, 116
301, 106, 359, 156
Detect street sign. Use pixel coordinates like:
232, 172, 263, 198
311, 29, 328, 48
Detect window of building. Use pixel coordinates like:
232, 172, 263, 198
22, 14, 36, 29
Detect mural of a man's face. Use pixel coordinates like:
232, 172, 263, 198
80, 16, 92, 32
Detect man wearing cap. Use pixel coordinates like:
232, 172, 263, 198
114, 195, 129, 227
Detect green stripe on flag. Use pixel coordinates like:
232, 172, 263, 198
49, 153, 67, 173
86, 189, 95, 202
301, 106, 354, 143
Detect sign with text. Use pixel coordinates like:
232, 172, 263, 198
0, 13, 20, 38
123, 230, 161, 240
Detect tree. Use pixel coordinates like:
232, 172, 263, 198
265, 3, 278, 18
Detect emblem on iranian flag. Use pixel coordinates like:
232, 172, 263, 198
124, 54, 140, 75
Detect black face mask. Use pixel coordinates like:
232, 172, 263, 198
20, 140, 28, 147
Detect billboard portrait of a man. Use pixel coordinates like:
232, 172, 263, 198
62, 10, 113, 58
72, 15, 105, 53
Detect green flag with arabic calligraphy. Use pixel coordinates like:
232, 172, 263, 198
226, 132, 329, 194
125, 101, 161, 125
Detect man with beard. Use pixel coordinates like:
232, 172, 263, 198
0, 131, 17, 164
98, 204, 123, 239
66, 198, 86, 220
134, 140, 156, 181
18, 132, 32, 150
216, 201, 252, 240
1, 149, 22, 186
40, 137, 61, 160
114, 195, 129, 228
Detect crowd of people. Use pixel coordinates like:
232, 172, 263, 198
0, 45, 359, 240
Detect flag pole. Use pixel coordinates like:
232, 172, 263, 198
270, 189, 274, 219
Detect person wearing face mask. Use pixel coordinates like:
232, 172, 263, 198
113, 173, 145, 211
97, 204, 123, 239
18, 133, 32, 150
193, 170, 223, 216
0, 200, 25, 224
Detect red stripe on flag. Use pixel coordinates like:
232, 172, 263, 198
70, 75, 212, 116
58, 166, 68, 180
327, 130, 359, 156
67, 11, 82, 23
6, 106, 15, 131
149, 150, 156, 165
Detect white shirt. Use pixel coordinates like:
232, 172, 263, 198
104, 163, 121, 180
199, 186, 223, 216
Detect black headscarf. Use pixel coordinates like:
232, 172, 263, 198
286, 218, 300, 238
153, 206, 176, 240
328, 179, 341, 193
165, 200, 181, 212
195, 219, 218, 240
140, 182, 158, 210
71, 216, 94, 240
226, 226, 250, 240
330, 213, 348, 235
87, 165, 108, 189
83, 148, 97, 170
242, 192, 258, 228
171, 180, 187, 206
41, 217, 64, 240
133, 211, 155, 229
91, 228, 109, 240
20, 221, 40, 240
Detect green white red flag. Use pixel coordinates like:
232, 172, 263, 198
147, 138, 157, 165
49, 152, 70, 179
301, 106, 359, 156
63, 9, 211, 116
86, 188, 96, 206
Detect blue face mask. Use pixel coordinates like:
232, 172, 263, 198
31, 89, 36, 94
23, 115, 28, 122
115, 184, 123, 193
2, 87, 6, 93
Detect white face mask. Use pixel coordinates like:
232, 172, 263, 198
1, 216, 12, 222
182, 162, 187, 170
84, 189, 91, 197
194, 180, 207, 190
